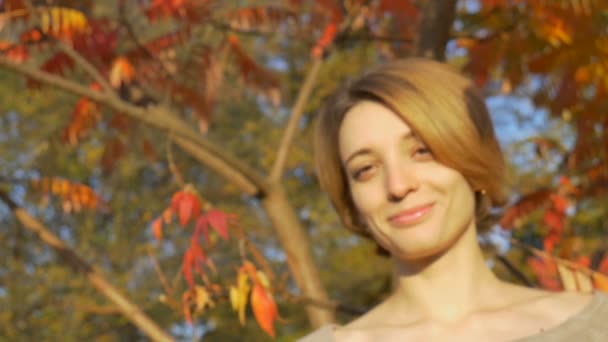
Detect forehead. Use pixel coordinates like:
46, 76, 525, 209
338, 101, 413, 160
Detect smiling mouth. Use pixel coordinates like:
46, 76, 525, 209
388, 203, 435, 228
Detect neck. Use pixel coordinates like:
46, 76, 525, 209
390, 223, 503, 323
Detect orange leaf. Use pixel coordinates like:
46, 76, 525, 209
152, 218, 163, 241
0, 41, 29, 62
171, 191, 185, 212
182, 290, 193, 324
109, 56, 136, 88
311, 22, 338, 58
251, 283, 277, 338
162, 207, 173, 224
499, 190, 552, 230
592, 272, 608, 293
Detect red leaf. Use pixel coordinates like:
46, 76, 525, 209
377, 0, 418, 19
598, 255, 608, 275
72, 19, 118, 65
542, 209, 564, 233
227, 36, 281, 105
543, 232, 560, 254
499, 190, 552, 230
549, 194, 569, 213
0, 41, 29, 62
206, 209, 233, 241
179, 195, 194, 226
251, 283, 277, 338
152, 218, 163, 241
178, 192, 200, 226
528, 256, 562, 291
195, 216, 210, 244
183, 249, 195, 288
575, 256, 591, 268
144, 0, 210, 22
2, 0, 27, 12
311, 22, 338, 58
171, 191, 185, 212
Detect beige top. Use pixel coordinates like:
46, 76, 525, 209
298, 292, 608, 342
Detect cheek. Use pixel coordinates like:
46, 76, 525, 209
348, 181, 384, 216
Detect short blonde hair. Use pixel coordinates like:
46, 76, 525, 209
314, 58, 507, 241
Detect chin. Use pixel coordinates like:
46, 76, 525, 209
388, 238, 451, 261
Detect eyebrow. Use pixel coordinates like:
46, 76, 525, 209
343, 131, 416, 166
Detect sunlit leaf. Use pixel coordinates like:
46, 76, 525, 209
109, 56, 136, 88
592, 272, 608, 293
251, 282, 277, 338
152, 218, 162, 241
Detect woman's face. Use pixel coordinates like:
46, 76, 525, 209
338, 101, 477, 260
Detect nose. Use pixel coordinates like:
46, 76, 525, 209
385, 160, 419, 202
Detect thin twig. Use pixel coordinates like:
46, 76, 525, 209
117, 1, 175, 79
269, 57, 323, 182
0, 56, 268, 196
281, 291, 366, 316
232, 224, 277, 283
147, 246, 174, 297
54, 40, 115, 95
495, 254, 534, 287
166, 133, 186, 187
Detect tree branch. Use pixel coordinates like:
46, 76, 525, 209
170, 135, 261, 195
416, 0, 458, 60
269, 57, 323, 181
0, 56, 269, 196
0, 190, 174, 342
281, 292, 366, 316
495, 254, 534, 287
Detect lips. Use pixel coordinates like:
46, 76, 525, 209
388, 203, 435, 227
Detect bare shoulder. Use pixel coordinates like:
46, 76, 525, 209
513, 288, 594, 324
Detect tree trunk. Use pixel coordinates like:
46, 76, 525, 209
261, 183, 335, 327
416, 0, 458, 61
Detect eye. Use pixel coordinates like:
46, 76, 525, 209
413, 145, 433, 160
415, 147, 430, 155
352, 164, 376, 181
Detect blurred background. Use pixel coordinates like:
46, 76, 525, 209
0, 0, 607, 340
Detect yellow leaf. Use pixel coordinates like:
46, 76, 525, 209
256, 270, 270, 289
557, 263, 577, 291
229, 286, 239, 311
574, 269, 593, 293
109, 57, 136, 88
194, 286, 214, 313
233, 270, 251, 325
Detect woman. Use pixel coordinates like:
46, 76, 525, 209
302, 59, 607, 341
